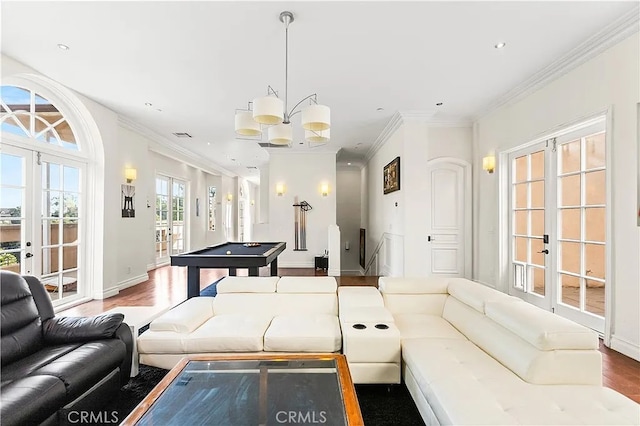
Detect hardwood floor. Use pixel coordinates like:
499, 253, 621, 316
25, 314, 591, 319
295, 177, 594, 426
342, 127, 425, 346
60, 265, 640, 403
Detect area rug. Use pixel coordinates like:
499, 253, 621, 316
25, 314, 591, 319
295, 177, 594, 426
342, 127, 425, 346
200, 276, 225, 297
103, 365, 425, 425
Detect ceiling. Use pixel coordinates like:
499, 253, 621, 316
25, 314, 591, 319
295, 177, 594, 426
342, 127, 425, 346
1, 1, 636, 182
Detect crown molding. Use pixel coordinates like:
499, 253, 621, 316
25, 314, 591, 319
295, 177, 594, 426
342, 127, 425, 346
365, 110, 472, 161
117, 115, 236, 177
476, 5, 639, 121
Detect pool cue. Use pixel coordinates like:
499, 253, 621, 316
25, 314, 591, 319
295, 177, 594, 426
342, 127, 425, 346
294, 196, 299, 250
301, 203, 306, 250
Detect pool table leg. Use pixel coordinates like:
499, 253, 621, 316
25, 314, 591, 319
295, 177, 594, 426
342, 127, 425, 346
249, 267, 259, 276
270, 258, 278, 276
187, 266, 200, 299
229, 268, 237, 276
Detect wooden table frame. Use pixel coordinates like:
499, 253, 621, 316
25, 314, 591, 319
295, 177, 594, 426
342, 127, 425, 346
121, 353, 364, 425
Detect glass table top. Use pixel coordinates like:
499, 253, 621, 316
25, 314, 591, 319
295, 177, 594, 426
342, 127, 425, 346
137, 358, 348, 426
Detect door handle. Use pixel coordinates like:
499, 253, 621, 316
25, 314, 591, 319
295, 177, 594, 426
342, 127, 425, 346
537, 249, 549, 254
25, 253, 33, 258
427, 236, 432, 242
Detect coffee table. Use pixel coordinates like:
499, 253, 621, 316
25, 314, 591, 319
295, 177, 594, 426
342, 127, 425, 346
121, 354, 363, 426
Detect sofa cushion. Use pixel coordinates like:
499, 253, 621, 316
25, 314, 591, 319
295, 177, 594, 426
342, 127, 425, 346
150, 297, 215, 333
340, 306, 394, 324
379, 276, 450, 294
485, 300, 598, 350
35, 340, 127, 400
338, 287, 384, 310
264, 314, 341, 352
446, 278, 518, 314
0, 375, 67, 426
0, 343, 82, 383
382, 293, 449, 316
43, 314, 124, 344
276, 276, 337, 293
184, 315, 273, 352
213, 293, 278, 317
275, 294, 338, 316
216, 276, 279, 293
394, 314, 467, 341
137, 330, 188, 354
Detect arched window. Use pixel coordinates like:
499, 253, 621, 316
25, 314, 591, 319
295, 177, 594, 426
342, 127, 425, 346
1, 84, 91, 308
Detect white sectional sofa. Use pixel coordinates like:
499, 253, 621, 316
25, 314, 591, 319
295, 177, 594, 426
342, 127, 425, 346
138, 276, 341, 369
379, 276, 640, 425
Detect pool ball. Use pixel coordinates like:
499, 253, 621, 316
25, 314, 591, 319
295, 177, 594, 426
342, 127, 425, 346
226, 250, 231, 255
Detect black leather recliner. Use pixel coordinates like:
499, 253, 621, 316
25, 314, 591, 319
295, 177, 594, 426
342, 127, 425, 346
0, 271, 133, 426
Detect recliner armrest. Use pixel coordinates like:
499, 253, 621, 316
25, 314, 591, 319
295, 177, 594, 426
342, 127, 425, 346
42, 314, 125, 344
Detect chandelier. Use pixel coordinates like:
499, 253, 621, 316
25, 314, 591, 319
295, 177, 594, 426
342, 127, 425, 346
234, 11, 331, 145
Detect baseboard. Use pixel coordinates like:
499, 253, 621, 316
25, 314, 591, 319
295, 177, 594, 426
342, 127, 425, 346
146, 263, 156, 272
340, 269, 363, 276
117, 273, 150, 292
96, 287, 119, 300
610, 335, 640, 362
328, 268, 340, 276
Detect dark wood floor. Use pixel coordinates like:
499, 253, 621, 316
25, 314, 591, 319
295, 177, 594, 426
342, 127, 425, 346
60, 265, 639, 403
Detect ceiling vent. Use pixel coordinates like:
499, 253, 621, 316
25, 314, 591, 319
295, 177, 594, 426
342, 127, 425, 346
172, 132, 192, 138
258, 142, 288, 148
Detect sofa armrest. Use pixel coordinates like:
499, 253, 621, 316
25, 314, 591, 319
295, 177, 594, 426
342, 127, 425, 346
42, 314, 125, 344
113, 322, 133, 385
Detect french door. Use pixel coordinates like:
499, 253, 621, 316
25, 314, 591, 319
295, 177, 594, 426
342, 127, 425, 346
0, 144, 85, 307
155, 175, 187, 264
508, 118, 607, 333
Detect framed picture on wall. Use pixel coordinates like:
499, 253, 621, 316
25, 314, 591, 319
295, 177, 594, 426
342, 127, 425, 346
383, 156, 400, 194
121, 184, 135, 218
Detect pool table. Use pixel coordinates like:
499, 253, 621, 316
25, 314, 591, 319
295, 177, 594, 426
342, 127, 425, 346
171, 242, 286, 298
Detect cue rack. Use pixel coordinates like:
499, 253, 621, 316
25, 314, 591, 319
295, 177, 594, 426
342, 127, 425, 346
293, 196, 312, 251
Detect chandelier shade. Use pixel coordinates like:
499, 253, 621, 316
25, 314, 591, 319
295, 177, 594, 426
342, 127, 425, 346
305, 128, 330, 143
235, 111, 262, 136
253, 96, 284, 125
268, 123, 293, 145
301, 104, 331, 131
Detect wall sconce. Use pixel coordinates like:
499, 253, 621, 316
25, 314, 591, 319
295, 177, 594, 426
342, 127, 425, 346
250, 199, 255, 206
482, 154, 496, 174
124, 167, 137, 183
321, 183, 329, 197
226, 193, 233, 202
276, 183, 285, 196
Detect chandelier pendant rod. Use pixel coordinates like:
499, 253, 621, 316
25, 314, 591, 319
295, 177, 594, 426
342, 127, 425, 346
282, 11, 293, 124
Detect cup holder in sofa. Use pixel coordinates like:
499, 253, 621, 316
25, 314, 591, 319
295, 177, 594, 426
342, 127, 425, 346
352, 324, 367, 329
375, 324, 389, 330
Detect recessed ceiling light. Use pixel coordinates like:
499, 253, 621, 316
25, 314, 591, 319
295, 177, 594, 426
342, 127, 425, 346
156, 108, 162, 112
145, 102, 153, 107
207, 142, 211, 145
57, 44, 69, 51
494, 42, 506, 49
376, 107, 384, 111
436, 102, 443, 106
347, 162, 352, 166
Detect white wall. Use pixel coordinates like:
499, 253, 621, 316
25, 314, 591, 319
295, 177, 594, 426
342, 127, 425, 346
365, 118, 473, 277
337, 167, 362, 274
268, 152, 337, 267
474, 33, 640, 360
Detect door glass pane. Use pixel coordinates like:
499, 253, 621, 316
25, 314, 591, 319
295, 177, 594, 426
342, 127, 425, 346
0, 154, 22, 274
531, 238, 545, 266
559, 175, 580, 207
585, 170, 605, 205
530, 151, 544, 179
41, 247, 59, 274
42, 162, 61, 190
514, 210, 527, 235
585, 279, 605, 316
559, 139, 581, 174
1, 153, 23, 186
531, 210, 544, 236
514, 237, 527, 262
559, 208, 580, 240
531, 181, 544, 208
559, 241, 580, 274
585, 132, 605, 169
531, 267, 545, 296
585, 208, 605, 242
585, 243, 605, 280
514, 184, 527, 209
63, 220, 79, 244
560, 274, 581, 309
514, 156, 527, 182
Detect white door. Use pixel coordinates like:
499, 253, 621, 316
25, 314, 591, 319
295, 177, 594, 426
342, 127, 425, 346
155, 175, 187, 264
1, 145, 85, 307
425, 159, 471, 277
